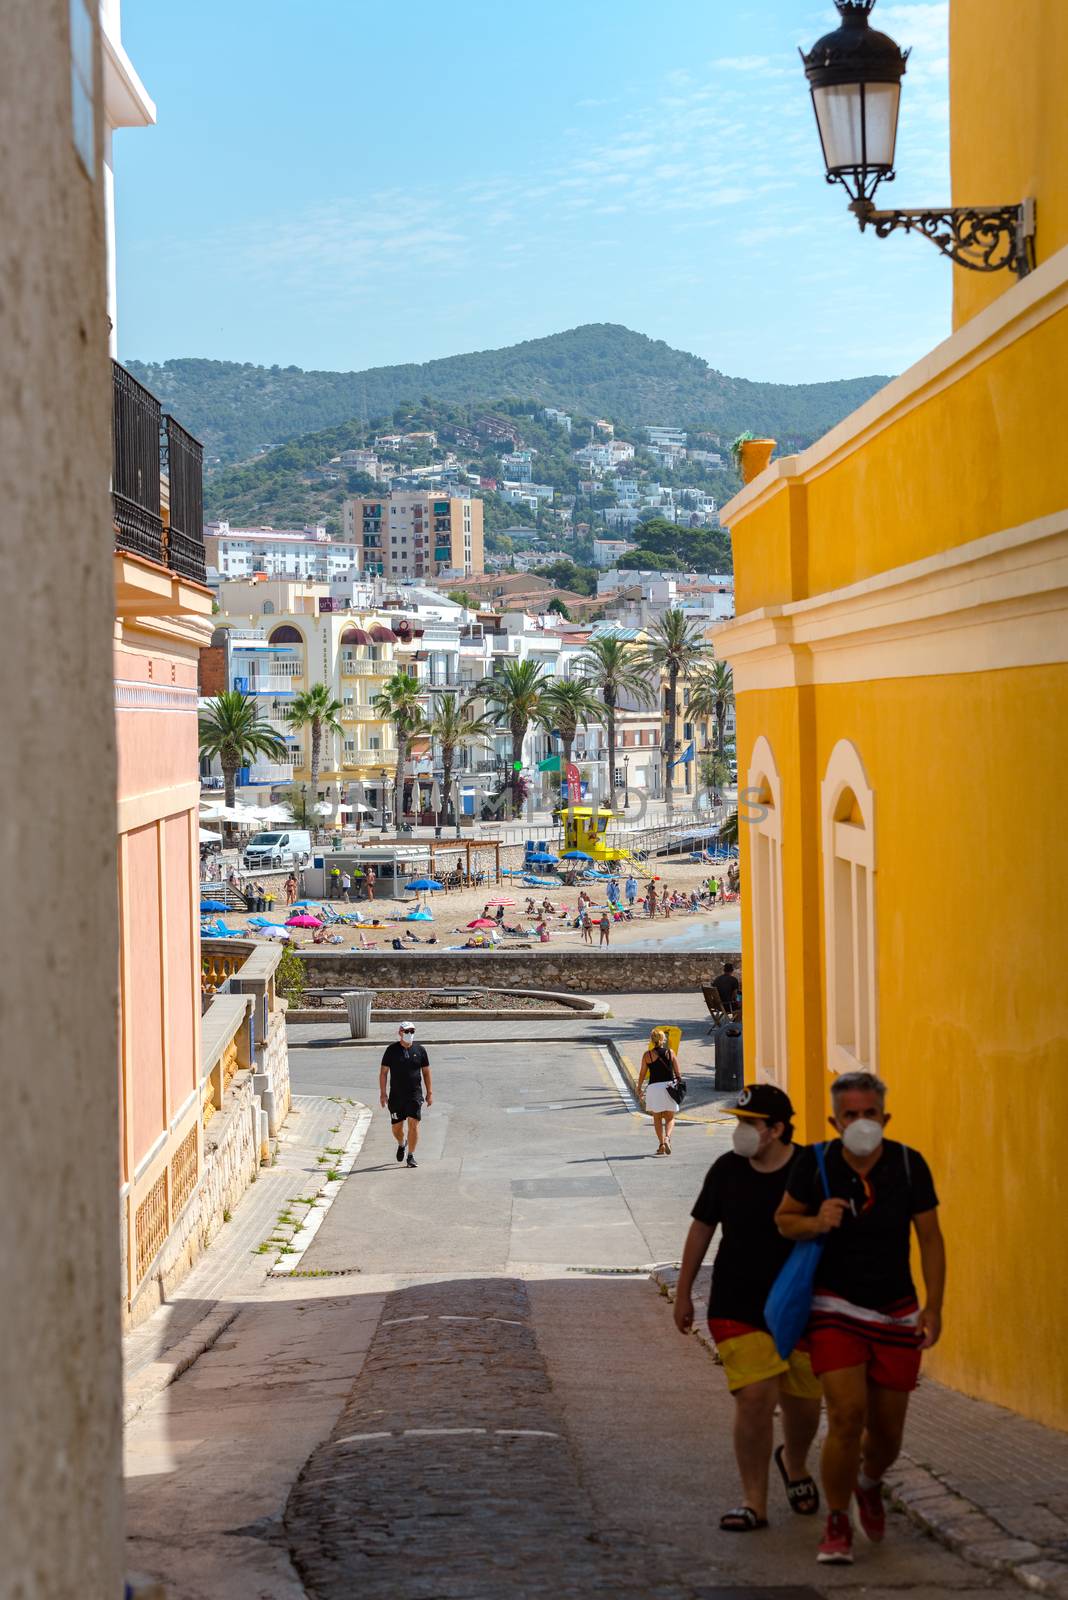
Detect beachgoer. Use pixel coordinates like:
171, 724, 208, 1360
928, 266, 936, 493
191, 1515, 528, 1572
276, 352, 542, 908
341, 869, 352, 903
364, 866, 376, 901
675, 1084, 821, 1533
379, 1022, 432, 1170
598, 910, 610, 947
329, 866, 341, 900
636, 1029, 682, 1155
284, 873, 297, 907
775, 1071, 944, 1565
536, 918, 550, 944
625, 875, 638, 907
580, 908, 593, 945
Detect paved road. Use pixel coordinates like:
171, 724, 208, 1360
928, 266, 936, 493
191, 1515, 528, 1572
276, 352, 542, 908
291, 1033, 709, 1272
277, 1033, 1011, 1600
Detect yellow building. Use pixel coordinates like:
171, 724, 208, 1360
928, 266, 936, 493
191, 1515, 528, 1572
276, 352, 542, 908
718, 0, 1068, 1428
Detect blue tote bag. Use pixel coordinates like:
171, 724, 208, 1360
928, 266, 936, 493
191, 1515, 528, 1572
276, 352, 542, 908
764, 1142, 831, 1359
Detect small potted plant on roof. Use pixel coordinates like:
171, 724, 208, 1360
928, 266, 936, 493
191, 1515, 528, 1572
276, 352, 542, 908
730, 430, 776, 484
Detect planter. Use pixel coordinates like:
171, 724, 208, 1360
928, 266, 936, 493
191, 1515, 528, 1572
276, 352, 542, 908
739, 438, 776, 483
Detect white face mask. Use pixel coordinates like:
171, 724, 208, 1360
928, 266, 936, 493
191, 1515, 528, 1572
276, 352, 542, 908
732, 1121, 763, 1158
842, 1118, 884, 1157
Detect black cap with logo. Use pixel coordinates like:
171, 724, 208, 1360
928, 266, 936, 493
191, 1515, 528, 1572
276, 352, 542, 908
731, 1083, 795, 1124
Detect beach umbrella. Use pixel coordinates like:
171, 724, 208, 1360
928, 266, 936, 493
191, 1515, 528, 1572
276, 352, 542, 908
199, 899, 229, 912
407, 877, 444, 892
467, 918, 496, 929
286, 914, 323, 928
198, 827, 221, 844
407, 909, 434, 922
259, 925, 291, 941
562, 850, 594, 861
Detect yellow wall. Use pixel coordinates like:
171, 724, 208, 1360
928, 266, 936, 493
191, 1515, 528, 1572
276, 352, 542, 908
951, 0, 1068, 327
736, 664, 1068, 1425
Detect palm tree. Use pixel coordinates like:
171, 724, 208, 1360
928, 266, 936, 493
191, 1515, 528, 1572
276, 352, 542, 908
540, 677, 603, 800
578, 635, 655, 809
285, 683, 344, 804
689, 659, 734, 761
477, 658, 548, 816
198, 690, 288, 808
636, 610, 711, 815
372, 671, 426, 830
424, 691, 493, 831
719, 809, 739, 847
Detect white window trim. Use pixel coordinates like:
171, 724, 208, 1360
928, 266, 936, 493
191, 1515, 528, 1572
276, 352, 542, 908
821, 739, 877, 1075
747, 735, 787, 1085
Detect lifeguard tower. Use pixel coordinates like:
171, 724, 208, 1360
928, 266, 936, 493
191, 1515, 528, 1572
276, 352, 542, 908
554, 804, 631, 866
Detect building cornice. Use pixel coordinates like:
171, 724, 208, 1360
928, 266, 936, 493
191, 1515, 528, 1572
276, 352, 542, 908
720, 239, 1068, 528
717, 512, 1068, 689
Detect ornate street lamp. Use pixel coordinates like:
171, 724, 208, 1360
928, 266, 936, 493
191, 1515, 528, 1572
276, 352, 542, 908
379, 768, 389, 834
802, 0, 1034, 276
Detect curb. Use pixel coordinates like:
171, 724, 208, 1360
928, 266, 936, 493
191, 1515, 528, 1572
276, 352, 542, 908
286, 1002, 610, 1024
607, 1040, 737, 1127
123, 1303, 240, 1426
650, 1267, 1068, 1598
270, 1105, 373, 1275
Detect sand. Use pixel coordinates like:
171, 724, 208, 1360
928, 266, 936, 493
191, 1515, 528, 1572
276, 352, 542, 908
206, 856, 741, 954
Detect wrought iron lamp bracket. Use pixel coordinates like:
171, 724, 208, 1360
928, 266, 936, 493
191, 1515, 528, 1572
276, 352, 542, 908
849, 196, 1036, 276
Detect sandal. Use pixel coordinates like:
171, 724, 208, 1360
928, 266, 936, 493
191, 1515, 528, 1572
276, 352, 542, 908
774, 1443, 820, 1516
720, 1506, 768, 1532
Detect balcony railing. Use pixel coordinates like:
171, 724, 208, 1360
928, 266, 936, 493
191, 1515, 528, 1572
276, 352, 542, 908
112, 363, 163, 565
341, 657, 389, 676
112, 361, 207, 585
163, 414, 206, 583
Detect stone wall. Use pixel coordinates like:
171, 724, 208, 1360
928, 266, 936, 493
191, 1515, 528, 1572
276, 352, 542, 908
266, 1008, 291, 1121
128, 1069, 262, 1326
296, 948, 742, 995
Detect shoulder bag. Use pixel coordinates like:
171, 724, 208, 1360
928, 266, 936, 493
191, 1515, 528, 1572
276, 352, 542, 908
763, 1142, 831, 1359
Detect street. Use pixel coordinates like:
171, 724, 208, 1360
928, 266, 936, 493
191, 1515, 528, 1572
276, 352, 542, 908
124, 1022, 1017, 1599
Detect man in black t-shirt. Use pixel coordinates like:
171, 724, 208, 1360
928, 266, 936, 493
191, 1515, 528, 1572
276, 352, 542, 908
712, 963, 741, 1017
379, 1022, 432, 1169
775, 1070, 945, 1566
674, 1084, 821, 1533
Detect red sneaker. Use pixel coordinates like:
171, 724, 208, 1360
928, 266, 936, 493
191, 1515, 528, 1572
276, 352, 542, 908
855, 1479, 886, 1542
817, 1510, 854, 1564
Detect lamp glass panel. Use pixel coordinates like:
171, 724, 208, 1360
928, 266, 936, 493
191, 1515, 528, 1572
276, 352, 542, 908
813, 81, 900, 173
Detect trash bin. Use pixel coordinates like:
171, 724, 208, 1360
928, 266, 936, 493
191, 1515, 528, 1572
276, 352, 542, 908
344, 989, 374, 1039
714, 1023, 744, 1091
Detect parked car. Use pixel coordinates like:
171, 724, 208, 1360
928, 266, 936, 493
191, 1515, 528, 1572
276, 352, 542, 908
242, 829, 311, 869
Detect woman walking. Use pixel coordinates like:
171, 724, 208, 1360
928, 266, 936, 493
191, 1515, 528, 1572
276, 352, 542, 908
284, 873, 297, 907
637, 1029, 683, 1156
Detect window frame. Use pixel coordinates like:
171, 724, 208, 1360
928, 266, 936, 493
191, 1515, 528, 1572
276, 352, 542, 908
821, 740, 878, 1075
746, 735, 787, 1085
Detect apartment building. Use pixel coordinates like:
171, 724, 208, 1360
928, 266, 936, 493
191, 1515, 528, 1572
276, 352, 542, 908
645, 426, 687, 448
343, 492, 484, 579
204, 522, 361, 581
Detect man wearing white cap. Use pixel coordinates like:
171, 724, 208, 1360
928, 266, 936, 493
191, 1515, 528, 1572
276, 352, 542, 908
379, 1022, 432, 1168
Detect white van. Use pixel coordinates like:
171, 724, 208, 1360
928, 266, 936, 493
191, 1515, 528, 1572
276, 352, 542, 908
243, 830, 312, 869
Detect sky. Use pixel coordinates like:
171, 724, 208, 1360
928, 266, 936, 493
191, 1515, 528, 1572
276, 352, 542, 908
116, 0, 951, 385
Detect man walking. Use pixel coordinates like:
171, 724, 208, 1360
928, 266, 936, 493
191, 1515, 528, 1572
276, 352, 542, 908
379, 1022, 432, 1169
675, 1085, 822, 1532
341, 869, 352, 903
364, 865, 376, 902
776, 1071, 944, 1565
625, 873, 638, 909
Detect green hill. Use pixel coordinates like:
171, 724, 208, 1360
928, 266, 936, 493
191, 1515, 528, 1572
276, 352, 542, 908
127, 323, 889, 468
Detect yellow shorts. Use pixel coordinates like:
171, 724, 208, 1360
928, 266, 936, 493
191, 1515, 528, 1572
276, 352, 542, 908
712, 1327, 822, 1398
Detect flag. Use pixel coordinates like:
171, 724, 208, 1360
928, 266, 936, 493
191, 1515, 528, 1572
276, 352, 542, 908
537, 754, 562, 772
566, 762, 581, 803
670, 742, 695, 768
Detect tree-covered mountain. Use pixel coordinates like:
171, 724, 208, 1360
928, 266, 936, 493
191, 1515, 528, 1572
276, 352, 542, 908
128, 323, 890, 468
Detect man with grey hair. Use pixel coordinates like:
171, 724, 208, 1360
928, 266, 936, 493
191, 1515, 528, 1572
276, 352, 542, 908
775, 1070, 945, 1566
379, 1022, 432, 1169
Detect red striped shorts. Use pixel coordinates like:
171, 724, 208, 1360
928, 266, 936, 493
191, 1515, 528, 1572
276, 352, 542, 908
807, 1292, 923, 1391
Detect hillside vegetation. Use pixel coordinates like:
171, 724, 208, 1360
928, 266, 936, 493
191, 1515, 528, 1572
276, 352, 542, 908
129, 323, 890, 468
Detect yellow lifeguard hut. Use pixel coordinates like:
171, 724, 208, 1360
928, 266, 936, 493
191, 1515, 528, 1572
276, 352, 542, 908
554, 805, 630, 865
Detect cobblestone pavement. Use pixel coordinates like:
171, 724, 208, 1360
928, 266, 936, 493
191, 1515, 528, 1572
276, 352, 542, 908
286, 1277, 711, 1600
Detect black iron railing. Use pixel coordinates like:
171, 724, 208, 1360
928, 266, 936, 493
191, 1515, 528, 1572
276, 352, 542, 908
162, 413, 206, 584
112, 361, 207, 585
112, 361, 164, 565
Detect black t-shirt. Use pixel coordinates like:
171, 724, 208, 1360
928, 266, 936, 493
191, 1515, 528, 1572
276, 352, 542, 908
712, 972, 740, 1007
645, 1047, 675, 1085
381, 1041, 429, 1102
691, 1147, 804, 1328
786, 1139, 938, 1310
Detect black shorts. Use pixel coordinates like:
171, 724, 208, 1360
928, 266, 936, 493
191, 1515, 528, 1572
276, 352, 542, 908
389, 1100, 423, 1125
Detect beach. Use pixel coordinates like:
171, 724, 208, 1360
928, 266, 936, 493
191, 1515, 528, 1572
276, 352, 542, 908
206, 856, 742, 955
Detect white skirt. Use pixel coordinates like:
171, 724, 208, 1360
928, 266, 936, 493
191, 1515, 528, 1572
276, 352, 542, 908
645, 1081, 678, 1113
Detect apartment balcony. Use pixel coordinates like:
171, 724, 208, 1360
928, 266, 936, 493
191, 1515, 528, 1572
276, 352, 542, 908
340, 704, 379, 722
113, 361, 210, 616
341, 657, 390, 677
341, 749, 391, 768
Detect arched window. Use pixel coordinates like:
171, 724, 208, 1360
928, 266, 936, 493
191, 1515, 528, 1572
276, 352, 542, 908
821, 741, 877, 1074
747, 736, 787, 1083
262, 600, 274, 615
